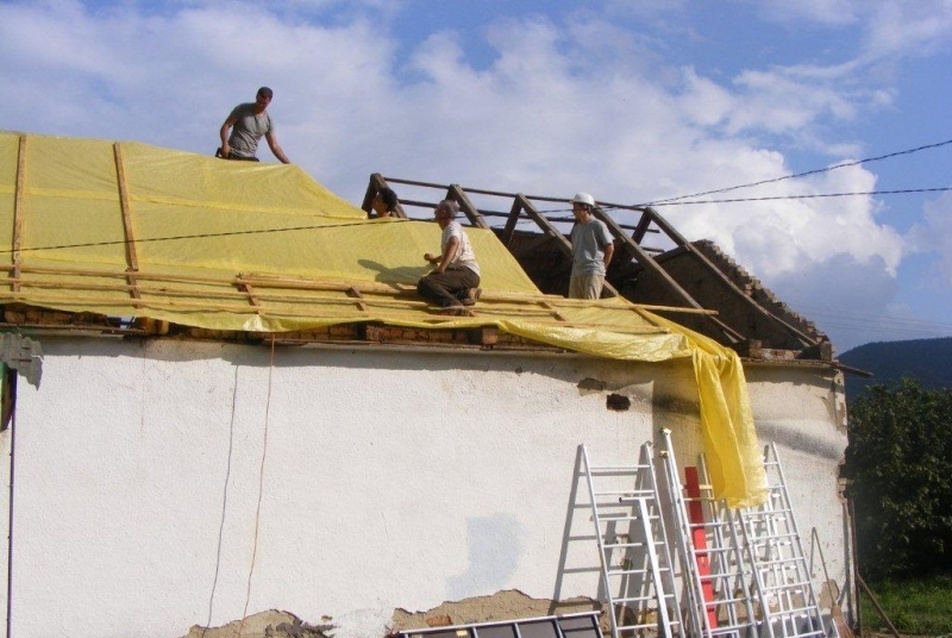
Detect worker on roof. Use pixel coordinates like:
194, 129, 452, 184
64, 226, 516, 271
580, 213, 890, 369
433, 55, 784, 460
568, 192, 614, 299
370, 187, 399, 218
418, 200, 481, 315
218, 86, 291, 164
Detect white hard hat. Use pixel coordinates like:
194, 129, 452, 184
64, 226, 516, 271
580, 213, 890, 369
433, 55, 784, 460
571, 192, 595, 207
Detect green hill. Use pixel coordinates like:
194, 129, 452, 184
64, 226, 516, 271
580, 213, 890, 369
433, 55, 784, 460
838, 336, 952, 400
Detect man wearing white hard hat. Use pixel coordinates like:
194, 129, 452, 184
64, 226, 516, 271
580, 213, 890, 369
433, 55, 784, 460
568, 192, 614, 299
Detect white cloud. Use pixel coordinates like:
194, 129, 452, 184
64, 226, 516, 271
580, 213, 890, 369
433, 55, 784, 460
751, 0, 861, 26
2, 0, 943, 349
863, 1, 952, 58
908, 191, 952, 285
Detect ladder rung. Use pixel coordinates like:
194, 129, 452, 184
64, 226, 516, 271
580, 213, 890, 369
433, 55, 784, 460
617, 621, 677, 632
704, 595, 749, 605
597, 514, 645, 522
593, 489, 653, 496
760, 581, 810, 594
710, 622, 755, 634
603, 542, 648, 549
694, 546, 735, 556
756, 557, 803, 568
612, 594, 656, 604
589, 464, 651, 472
606, 568, 651, 576
770, 604, 822, 616
744, 508, 793, 518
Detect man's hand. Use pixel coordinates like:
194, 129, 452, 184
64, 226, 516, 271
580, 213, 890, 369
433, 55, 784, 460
424, 253, 438, 264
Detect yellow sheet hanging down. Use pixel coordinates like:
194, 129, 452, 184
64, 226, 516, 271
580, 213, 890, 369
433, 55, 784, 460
0, 130, 767, 507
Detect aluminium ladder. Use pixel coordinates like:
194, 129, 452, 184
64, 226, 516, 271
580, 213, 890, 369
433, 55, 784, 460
663, 434, 835, 638
733, 444, 832, 638
658, 429, 755, 638
580, 443, 686, 638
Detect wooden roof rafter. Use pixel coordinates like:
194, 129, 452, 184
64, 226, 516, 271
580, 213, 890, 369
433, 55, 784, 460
112, 142, 142, 306
361, 173, 409, 219
11, 135, 27, 293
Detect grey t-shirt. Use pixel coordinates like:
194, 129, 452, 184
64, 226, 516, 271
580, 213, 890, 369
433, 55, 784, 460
570, 218, 612, 276
227, 103, 273, 158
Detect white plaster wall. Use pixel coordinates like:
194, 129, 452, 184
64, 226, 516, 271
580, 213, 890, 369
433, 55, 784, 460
0, 338, 848, 638
744, 363, 851, 603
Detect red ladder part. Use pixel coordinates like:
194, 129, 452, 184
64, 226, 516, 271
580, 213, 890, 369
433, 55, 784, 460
685, 466, 718, 629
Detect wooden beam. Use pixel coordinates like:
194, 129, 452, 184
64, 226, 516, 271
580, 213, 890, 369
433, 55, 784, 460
113, 143, 142, 304
590, 205, 702, 309
448, 185, 491, 229
501, 197, 523, 247
11, 136, 26, 292
516, 195, 620, 298
362, 173, 408, 219
346, 286, 369, 312
235, 280, 262, 314
642, 205, 815, 347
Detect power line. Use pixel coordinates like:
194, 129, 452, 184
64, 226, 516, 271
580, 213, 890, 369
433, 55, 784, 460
0, 221, 363, 256
648, 187, 951, 206
643, 138, 952, 206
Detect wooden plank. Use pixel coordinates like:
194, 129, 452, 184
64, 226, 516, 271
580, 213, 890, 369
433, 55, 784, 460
113, 142, 142, 304
501, 197, 523, 247
642, 205, 815, 346
236, 280, 262, 314
362, 173, 408, 219
591, 204, 703, 310
346, 286, 369, 312
448, 184, 491, 229
516, 195, 621, 298
539, 300, 568, 322
11, 136, 27, 292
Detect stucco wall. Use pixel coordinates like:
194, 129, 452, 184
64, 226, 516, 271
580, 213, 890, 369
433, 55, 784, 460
0, 337, 848, 638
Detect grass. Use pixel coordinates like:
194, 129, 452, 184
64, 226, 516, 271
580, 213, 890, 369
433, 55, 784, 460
861, 574, 952, 636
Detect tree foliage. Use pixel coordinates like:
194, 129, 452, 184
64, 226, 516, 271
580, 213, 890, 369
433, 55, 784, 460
843, 378, 952, 580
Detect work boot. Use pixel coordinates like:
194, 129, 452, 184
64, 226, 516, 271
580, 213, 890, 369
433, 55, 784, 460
461, 287, 482, 306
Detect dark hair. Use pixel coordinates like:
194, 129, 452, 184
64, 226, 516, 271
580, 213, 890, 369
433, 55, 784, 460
257, 86, 274, 99
377, 187, 398, 212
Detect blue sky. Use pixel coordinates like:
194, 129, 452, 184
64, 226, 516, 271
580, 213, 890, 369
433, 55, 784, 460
3, 0, 951, 353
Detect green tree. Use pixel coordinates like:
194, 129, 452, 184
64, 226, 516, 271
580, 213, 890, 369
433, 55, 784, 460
843, 378, 952, 580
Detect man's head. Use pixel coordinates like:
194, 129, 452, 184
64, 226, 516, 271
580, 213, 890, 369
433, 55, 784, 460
434, 199, 459, 228
571, 192, 595, 221
254, 86, 274, 113
372, 187, 398, 216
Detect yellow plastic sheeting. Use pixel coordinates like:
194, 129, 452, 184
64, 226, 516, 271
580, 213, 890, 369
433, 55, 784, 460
0, 130, 766, 507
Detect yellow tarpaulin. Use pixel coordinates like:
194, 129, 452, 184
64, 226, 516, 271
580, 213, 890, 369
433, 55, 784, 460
0, 130, 767, 507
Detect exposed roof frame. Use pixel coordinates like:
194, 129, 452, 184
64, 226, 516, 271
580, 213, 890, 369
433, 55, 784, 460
366, 175, 824, 349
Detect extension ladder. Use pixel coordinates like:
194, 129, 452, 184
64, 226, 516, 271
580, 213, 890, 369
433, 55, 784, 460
580, 443, 687, 638
660, 432, 835, 638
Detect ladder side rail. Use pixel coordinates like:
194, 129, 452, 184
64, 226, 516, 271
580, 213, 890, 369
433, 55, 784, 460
699, 452, 759, 638
580, 445, 622, 638
736, 508, 778, 638
641, 442, 687, 638
636, 496, 676, 638
768, 444, 833, 638
658, 430, 711, 638
757, 457, 811, 637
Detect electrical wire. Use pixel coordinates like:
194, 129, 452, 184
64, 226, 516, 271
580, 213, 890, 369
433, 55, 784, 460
644, 138, 952, 205
647, 187, 951, 206
237, 335, 276, 638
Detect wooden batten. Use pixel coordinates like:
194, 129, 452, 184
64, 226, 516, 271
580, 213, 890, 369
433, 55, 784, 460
113, 142, 142, 305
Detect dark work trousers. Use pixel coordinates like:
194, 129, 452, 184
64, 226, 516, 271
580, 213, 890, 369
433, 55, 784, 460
417, 265, 480, 307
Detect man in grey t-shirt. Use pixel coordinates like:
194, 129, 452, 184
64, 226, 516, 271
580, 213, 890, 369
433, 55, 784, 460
218, 87, 291, 163
568, 192, 614, 299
